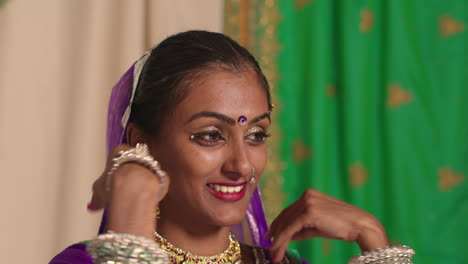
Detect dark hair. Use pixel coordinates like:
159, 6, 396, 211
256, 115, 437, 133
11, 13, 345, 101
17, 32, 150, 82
129, 30, 272, 138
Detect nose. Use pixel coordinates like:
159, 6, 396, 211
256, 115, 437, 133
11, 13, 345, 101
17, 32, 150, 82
221, 140, 252, 181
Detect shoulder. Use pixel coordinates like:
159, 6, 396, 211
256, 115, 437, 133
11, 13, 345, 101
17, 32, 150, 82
49, 242, 93, 264
240, 244, 304, 264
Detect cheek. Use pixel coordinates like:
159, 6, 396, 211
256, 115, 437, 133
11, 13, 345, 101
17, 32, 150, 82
250, 145, 268, 176
158, 140, 227, 186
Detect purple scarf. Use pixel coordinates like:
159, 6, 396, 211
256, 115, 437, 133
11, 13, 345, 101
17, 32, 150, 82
50, 57, 271, 264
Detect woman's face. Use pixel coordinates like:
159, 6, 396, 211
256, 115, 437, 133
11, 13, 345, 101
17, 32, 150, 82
151, 69, 270, 228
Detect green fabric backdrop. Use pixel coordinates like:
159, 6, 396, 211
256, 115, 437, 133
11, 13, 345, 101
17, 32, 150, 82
225, 0, 467, 263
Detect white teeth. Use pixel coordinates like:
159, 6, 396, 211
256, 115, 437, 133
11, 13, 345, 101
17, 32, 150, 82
208, 184, 244, 193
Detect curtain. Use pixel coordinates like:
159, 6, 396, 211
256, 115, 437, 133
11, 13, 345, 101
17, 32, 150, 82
0, 1, 222, 263
224, 0, 467, 263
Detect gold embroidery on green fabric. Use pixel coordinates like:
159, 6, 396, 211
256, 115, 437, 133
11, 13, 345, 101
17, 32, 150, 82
293, 140, 311, 163
326, 83, 336, 97
224, 0, 285, 223
254, 0, 284, 224
387, 83, 413, 109
224, 0, 241, 41
439, 15, 465, 38
438, 166, 465, 191
295, 0, 313, 10
360, 8, 373, 33
350, 162, 369, 188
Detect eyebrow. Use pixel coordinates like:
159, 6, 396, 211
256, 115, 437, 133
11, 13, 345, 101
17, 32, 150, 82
186, 111, 271, 126
248, 112, 271, 125
186, 111, 236, 125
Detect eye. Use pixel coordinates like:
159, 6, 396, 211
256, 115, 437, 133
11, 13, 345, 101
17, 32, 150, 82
245, 131, 271, 146
190, 130, 226, 147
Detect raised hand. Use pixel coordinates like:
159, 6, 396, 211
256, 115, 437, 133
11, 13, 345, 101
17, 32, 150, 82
89, 144, 169, 239
267, 189, 389, 263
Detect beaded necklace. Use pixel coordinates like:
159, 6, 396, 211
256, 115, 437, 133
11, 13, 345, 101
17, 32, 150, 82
153, 232, 242, 264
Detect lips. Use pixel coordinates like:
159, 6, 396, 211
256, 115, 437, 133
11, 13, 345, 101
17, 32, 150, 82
206, 182, 247, 202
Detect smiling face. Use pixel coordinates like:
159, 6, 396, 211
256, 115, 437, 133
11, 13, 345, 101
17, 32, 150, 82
150, 68, 270, 228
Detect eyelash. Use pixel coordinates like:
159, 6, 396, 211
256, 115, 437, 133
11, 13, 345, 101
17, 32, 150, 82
191, 131, 225, 146
191, 130, 271, 147
245, 131, 271, 145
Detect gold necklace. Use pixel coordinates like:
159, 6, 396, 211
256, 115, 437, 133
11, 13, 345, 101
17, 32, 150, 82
153, 232, 241, 264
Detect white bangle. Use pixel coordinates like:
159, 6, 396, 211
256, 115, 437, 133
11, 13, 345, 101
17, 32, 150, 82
348, 245, 415, 264
86, 231, 169, 264
106, 143, 166, 192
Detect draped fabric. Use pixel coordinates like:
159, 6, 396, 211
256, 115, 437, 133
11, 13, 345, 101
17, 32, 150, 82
225, 1, 468, 264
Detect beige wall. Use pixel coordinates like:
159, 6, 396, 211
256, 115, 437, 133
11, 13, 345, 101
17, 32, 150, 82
0, 1, 222, 263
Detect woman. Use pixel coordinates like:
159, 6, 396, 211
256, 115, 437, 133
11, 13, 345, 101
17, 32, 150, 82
50, 30, 414, 264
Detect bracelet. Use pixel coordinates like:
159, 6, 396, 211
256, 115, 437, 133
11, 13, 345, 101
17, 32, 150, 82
86, 232, 169, 264
106, 143, 167, 192
348, 245, 415, 264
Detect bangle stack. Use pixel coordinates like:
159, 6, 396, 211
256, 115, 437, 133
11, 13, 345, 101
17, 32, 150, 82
348, 245, 415, 264
86, 232, 169, 264
106, 143, 166, 192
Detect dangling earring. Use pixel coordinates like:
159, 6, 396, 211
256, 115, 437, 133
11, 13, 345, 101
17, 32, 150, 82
155, 208, 161, 219
250, 167, 256, 184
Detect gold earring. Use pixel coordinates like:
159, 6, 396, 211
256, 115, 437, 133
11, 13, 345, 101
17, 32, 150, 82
155, 208, 161, 219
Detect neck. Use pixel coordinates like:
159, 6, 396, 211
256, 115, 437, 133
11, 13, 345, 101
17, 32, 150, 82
156, 211, 232, 256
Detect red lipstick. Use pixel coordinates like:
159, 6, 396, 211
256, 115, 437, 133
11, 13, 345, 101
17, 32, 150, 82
206, 183, 247, 202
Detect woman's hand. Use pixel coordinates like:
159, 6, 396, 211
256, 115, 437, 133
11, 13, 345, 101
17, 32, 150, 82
267, 189, 389, 263
89, 144, 169, 239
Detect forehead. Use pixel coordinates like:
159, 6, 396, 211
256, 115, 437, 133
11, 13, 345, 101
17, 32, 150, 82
176, 70, 269, 119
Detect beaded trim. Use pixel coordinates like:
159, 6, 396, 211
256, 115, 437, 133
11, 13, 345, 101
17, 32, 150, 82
348, 245, 415, 264
87, 232, 169, 264
154, 232, 241, 264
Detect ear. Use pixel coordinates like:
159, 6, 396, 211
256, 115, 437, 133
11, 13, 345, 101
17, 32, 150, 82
125, 123, 145, 147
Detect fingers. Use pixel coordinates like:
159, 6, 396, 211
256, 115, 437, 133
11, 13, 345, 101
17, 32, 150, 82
268, 198, 307, 263
268, 189, 324, 239
268, 189, 352, 263
87, 144, 133, 211
156, 171, 170, 202
88, 192, 105, 211
268, 187, 390, 262
269, 213, 310, 263
267, 199, 301, 239
88, 171, 107, 211
291, 228, 322, 241
302, 189, 350, 208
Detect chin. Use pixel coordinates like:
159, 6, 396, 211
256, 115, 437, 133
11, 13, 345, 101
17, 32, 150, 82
211, 211, 246, 227
205, 201, 250, 227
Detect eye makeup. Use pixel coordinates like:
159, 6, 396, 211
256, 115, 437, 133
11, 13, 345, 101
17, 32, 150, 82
189, 126, 226, 147
245, 126, 264, 135
245, 126, 271, 145
189, 125, 271, 147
